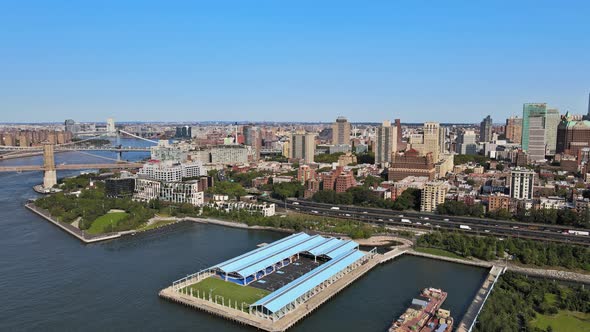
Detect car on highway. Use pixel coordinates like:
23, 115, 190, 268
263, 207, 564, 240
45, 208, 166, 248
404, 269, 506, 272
345, 214, 351, 217
311, 210, 318, 214
292, 202, 299, 205
484, 229, 490, 233
401, 219, 411, 224
416, 222, 422, 225
443, 218, 449, 221
330, 206, 340, 210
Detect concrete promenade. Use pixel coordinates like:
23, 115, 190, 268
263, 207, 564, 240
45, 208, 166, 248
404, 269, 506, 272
456, 265, 505, 332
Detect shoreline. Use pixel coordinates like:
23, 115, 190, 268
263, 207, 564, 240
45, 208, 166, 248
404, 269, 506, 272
26, 202, 590, 284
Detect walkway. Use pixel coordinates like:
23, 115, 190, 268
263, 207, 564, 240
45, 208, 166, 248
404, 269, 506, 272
456, 265, 504, 332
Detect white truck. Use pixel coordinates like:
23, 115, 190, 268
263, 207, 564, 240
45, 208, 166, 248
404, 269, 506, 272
567, 230, 590, 236
459, 225, 471, 230
330, 207, 340, 210
401, 219, 411, 224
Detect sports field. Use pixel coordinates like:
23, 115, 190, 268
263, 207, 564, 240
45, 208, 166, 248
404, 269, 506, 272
531, 310, 590, 332
183, 277, 270, 311
87, 212, 129, 234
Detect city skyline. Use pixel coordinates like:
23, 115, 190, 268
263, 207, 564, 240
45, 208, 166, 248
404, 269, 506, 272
1, 1, 589, 123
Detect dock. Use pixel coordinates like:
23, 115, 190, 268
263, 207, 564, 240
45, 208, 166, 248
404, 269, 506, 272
456, 265, 505, 332
159, 252, 383, 332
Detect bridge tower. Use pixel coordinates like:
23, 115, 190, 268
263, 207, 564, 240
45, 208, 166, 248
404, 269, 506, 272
43, 143, 57, 189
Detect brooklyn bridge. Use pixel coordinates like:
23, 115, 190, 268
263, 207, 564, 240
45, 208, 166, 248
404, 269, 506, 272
0, 130, 154, 189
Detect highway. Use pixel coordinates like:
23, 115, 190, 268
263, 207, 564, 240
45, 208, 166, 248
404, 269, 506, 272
262, 198, 590, 246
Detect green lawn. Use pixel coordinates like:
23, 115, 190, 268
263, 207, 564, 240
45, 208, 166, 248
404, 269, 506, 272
531, 310, 590, 332
414, 246, 465, 259
182, 277, 270, 311
87, 212, 129, 234
138, 219, 177, 231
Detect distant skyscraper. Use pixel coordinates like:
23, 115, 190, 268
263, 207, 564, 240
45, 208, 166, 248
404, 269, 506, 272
505, 116, 523, 144
243, 125, 262, 161
64, 119, 78, 133
522, 103, 548, 161
456, 130, 478, 155
394, 119, 402, 151
331, 116, 351, 146
479, 115, 493, 143
375, 120, 397, 165
107, 118, 116, 136
585, 92, 590, 120
544, 109, 560, 155
289, 132, 315, 164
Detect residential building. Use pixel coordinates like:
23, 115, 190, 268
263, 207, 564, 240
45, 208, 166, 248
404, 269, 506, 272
556, 112, 590, 155
388, 149, 435, 181
297, 165, 316, 184
488, 193, 511, 212
505, 116, 523, 144
289, 132, 316, 164
210, 145, 249, 164
421, 181, 448, 212
134, 178, 204, 205
105, 177, 136, 198
456, 130, 478, 155
510, 167, 535, 199
375, 120, 397, 165
207, 201, 276, 217
331, 116, 351, 145
138, 161, 205, 182
410, 122, 441, 161
479, 115, 493, 143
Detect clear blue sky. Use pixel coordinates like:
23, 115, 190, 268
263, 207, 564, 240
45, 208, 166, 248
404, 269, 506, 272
1, 1, 589, 123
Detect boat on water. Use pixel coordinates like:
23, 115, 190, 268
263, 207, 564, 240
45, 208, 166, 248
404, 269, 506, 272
389, 287, 454, 332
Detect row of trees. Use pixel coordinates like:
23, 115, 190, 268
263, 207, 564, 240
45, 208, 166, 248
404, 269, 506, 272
35, 185, 155, 232
200, 206, 380, 239
436, 200, 484, 217
475, 272, 590, 332
416, 231, 590, 271
311, 187, 422, 211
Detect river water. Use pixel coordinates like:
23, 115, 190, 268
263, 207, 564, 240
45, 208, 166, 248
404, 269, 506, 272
0, 139, 487, 331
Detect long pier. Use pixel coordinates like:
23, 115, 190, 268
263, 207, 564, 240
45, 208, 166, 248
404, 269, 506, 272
456, 265, 505, 332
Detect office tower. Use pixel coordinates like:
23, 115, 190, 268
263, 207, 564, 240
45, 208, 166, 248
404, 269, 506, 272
331, 116, 351, 145
423, 122, 441, 161
420, 181, 447, 212
175, 126, 192, 138
289, 132, 315, 164
243, 125, 262, 161
64, 119, 75, 133
438, 126, 447, 154
544, 109, 560, 155
510, 168, 535, 199
388, 150, 435, 181
556, 112, 590, 155
456, 130, 478, 155
505, 116, 523, 144
584, 92, 590, 120
479, 115, 493, 143
394, 119, 402, 151
522, 103, 547, 161
107, 118, 116, 136
375, 120, 397, 165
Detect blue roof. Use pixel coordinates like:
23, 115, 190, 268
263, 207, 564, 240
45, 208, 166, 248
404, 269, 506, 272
214, 233, 311, 275
251, 249, 365, 313
213, 233, 360, 278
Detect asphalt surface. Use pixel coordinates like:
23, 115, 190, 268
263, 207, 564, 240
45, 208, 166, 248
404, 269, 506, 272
264, 198, 590, 246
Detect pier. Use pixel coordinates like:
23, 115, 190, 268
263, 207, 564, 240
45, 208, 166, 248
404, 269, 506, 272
456, 265, 505, 332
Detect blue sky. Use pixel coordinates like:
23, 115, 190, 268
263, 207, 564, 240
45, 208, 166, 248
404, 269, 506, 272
1, 1, 589, 123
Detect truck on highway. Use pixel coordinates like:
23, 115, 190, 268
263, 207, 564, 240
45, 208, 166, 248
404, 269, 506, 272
459, 225, 471, 230
401, 219, 411, 224
567, 230, 590, 236
330, 207, 340, 210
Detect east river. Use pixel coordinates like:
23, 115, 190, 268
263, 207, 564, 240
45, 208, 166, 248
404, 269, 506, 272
0, 139, 487, 331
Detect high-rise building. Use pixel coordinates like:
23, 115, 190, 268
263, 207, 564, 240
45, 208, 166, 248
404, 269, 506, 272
584, 92, 590, 121
289, 133, 315, 164
420, 181, 447, 212
556, 112, 590, 155
175, 126, 192, 138
510, 168, 535, 200
243, 125, 262, 161
375, 120, 397, 165
522, 103, 548, 161
456, 130, 478, 155
505, 116, 523, 144
106, 118, 116, 136
331, 116, 351, 146
545, 109, 560, 155
388, 149, 435, 181
394, 119, 402, 151
410, 122, 441, 162
64, 119, 81, 134
479, 115, 493, 143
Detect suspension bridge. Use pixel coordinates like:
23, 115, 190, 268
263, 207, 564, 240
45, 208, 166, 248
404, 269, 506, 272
0, 130, 157, 189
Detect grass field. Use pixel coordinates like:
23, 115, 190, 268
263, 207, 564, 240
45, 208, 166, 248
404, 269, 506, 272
182, 277, 270, 311
414, 247, 465, 259
138, 219, 177, 231
87, 212, 129, 234
531, 310, 590, 332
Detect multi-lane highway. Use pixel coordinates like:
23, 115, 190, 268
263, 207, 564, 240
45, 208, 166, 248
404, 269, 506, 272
263, 197, 590, 246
